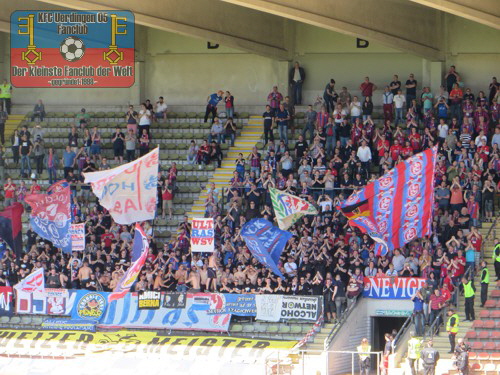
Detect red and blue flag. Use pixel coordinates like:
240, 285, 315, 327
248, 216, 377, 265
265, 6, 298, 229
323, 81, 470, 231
25, 181, 72, 253
338, 147, 437, 256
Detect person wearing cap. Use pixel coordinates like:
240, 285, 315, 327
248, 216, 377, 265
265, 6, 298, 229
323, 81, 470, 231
407, 331, 422, 375
357, 338, 371, 375
420, 340, 439, 375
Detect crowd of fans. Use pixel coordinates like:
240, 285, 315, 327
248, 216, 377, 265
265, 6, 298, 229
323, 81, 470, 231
0, 66, 499, 325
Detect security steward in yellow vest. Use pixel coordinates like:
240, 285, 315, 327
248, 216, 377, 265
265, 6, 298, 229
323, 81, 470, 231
407, 331, 422, 375
446, 309, 459, 353
480, 260, 490, 307
0, 79, 12, 114
493, 241, 500, 281
462, 277, 475, 321
357, 338, 371, 375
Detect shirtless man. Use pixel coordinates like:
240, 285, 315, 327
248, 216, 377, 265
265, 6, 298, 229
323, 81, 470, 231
234, 265, 246, 285
207, 251, 218, 291
199, 264, 208, 291
153, 270, 166, 290
175, 264, 188, 292
78, 260, 92, 286
187, 265, 201, 292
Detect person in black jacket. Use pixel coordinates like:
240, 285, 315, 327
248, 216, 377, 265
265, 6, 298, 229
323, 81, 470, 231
289, 61, 306, 105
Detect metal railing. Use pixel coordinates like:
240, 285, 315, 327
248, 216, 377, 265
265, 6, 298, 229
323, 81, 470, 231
323, 295, 362, 350
481, 215, 498, 261
264, 348, 383, 375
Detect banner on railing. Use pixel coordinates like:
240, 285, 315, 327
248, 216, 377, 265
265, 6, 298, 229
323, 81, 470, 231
70, 223, 86, 251
255, 295, 322, 322
100, 292, 230, 332
163, 292, 187, 308
41, 318, 97, 332
16, 288, 76, 315
190, 218, 214, 252
363, 277, 426, 299
138, 291, 161, 310
0, 286, 13, 316
207, 294, 256, 316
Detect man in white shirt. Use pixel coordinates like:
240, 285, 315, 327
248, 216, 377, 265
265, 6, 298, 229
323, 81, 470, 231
475, 130, 487, 147
154, 96, 168, 122
393, 89, 406, 126
357, 140, 372, 172
208, 118, 224, 144
284, 257, 297, 277
350, 96, 362, 121
492, 127, 500, 147
437, 119, 449, 142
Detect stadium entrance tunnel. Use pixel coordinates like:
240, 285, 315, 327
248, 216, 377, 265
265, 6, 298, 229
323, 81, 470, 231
372, 316, 407, 352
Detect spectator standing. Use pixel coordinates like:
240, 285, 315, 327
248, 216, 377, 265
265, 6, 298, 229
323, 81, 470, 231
267, 86, 283, 112
338, 86, 351, 109
31, 100, 45, 122
389, 75, 401, 96
411, 291, 425, 336
204, 90, 224, 123
125, 105, 138, 134
33, 138, 45, 176
303, 105, 317, 144
444, 65, 460, 93
362, 96, 373, 121
394, 90, 406, 126
360, 76, 377, 99
276, 103, 290, 145
3, 178, 16, 206
112, 127, 125, 164
139, 129, 150, 157
139, 103, 152, 134
46, 147, 59, 184
349, 96, 362, 122
68, 126, 79, 154
429, 289, 445, 333
90, 126, 102, 163
262, 105, 275, 146
19, 134, 33, 178
223, 117, 236, 146
162, 184, 173, 220
382, 86, 394, 122
323, 79, 337, 113
0, 105, 7, 144
224, 91, 235, 119
154, 96, 168, 122
11, 130, 20, 165
488, 77, 499, 105
289, 61, 305, 105
405, 73, 418, 105
125, 129, 137, 162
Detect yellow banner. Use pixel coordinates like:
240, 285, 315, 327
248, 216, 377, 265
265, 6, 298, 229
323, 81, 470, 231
0, 329, 296, 353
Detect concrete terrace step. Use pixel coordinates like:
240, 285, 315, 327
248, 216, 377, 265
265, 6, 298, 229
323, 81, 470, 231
187, 119, 263, 219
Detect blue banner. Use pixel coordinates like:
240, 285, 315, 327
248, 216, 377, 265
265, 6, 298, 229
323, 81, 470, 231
100, 292, 231, 332
363, 277, 427, 299
207, 294, 256, 316
41, 318, 97, 332
241, 219, 292, 279
71, 291, 108, 321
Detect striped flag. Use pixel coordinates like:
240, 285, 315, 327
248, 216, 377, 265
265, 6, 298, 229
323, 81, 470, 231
269, 188, 318, 230
338, 147, 437, 256
108, 224, 149, 302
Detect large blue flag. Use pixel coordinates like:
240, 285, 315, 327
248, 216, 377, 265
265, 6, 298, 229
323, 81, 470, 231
25, 181, 72, 253
241, 219, 292, 279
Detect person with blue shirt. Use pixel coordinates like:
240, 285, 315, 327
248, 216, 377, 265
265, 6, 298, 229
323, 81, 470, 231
411, 290, 425, 336
204, 90, 224, 123
275, 103, 290, 145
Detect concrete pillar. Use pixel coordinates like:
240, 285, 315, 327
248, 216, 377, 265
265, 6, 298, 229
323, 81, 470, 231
429, 61, 444, 92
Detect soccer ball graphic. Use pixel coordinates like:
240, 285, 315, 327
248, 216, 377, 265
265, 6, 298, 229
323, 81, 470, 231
60, 36, 85, 62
